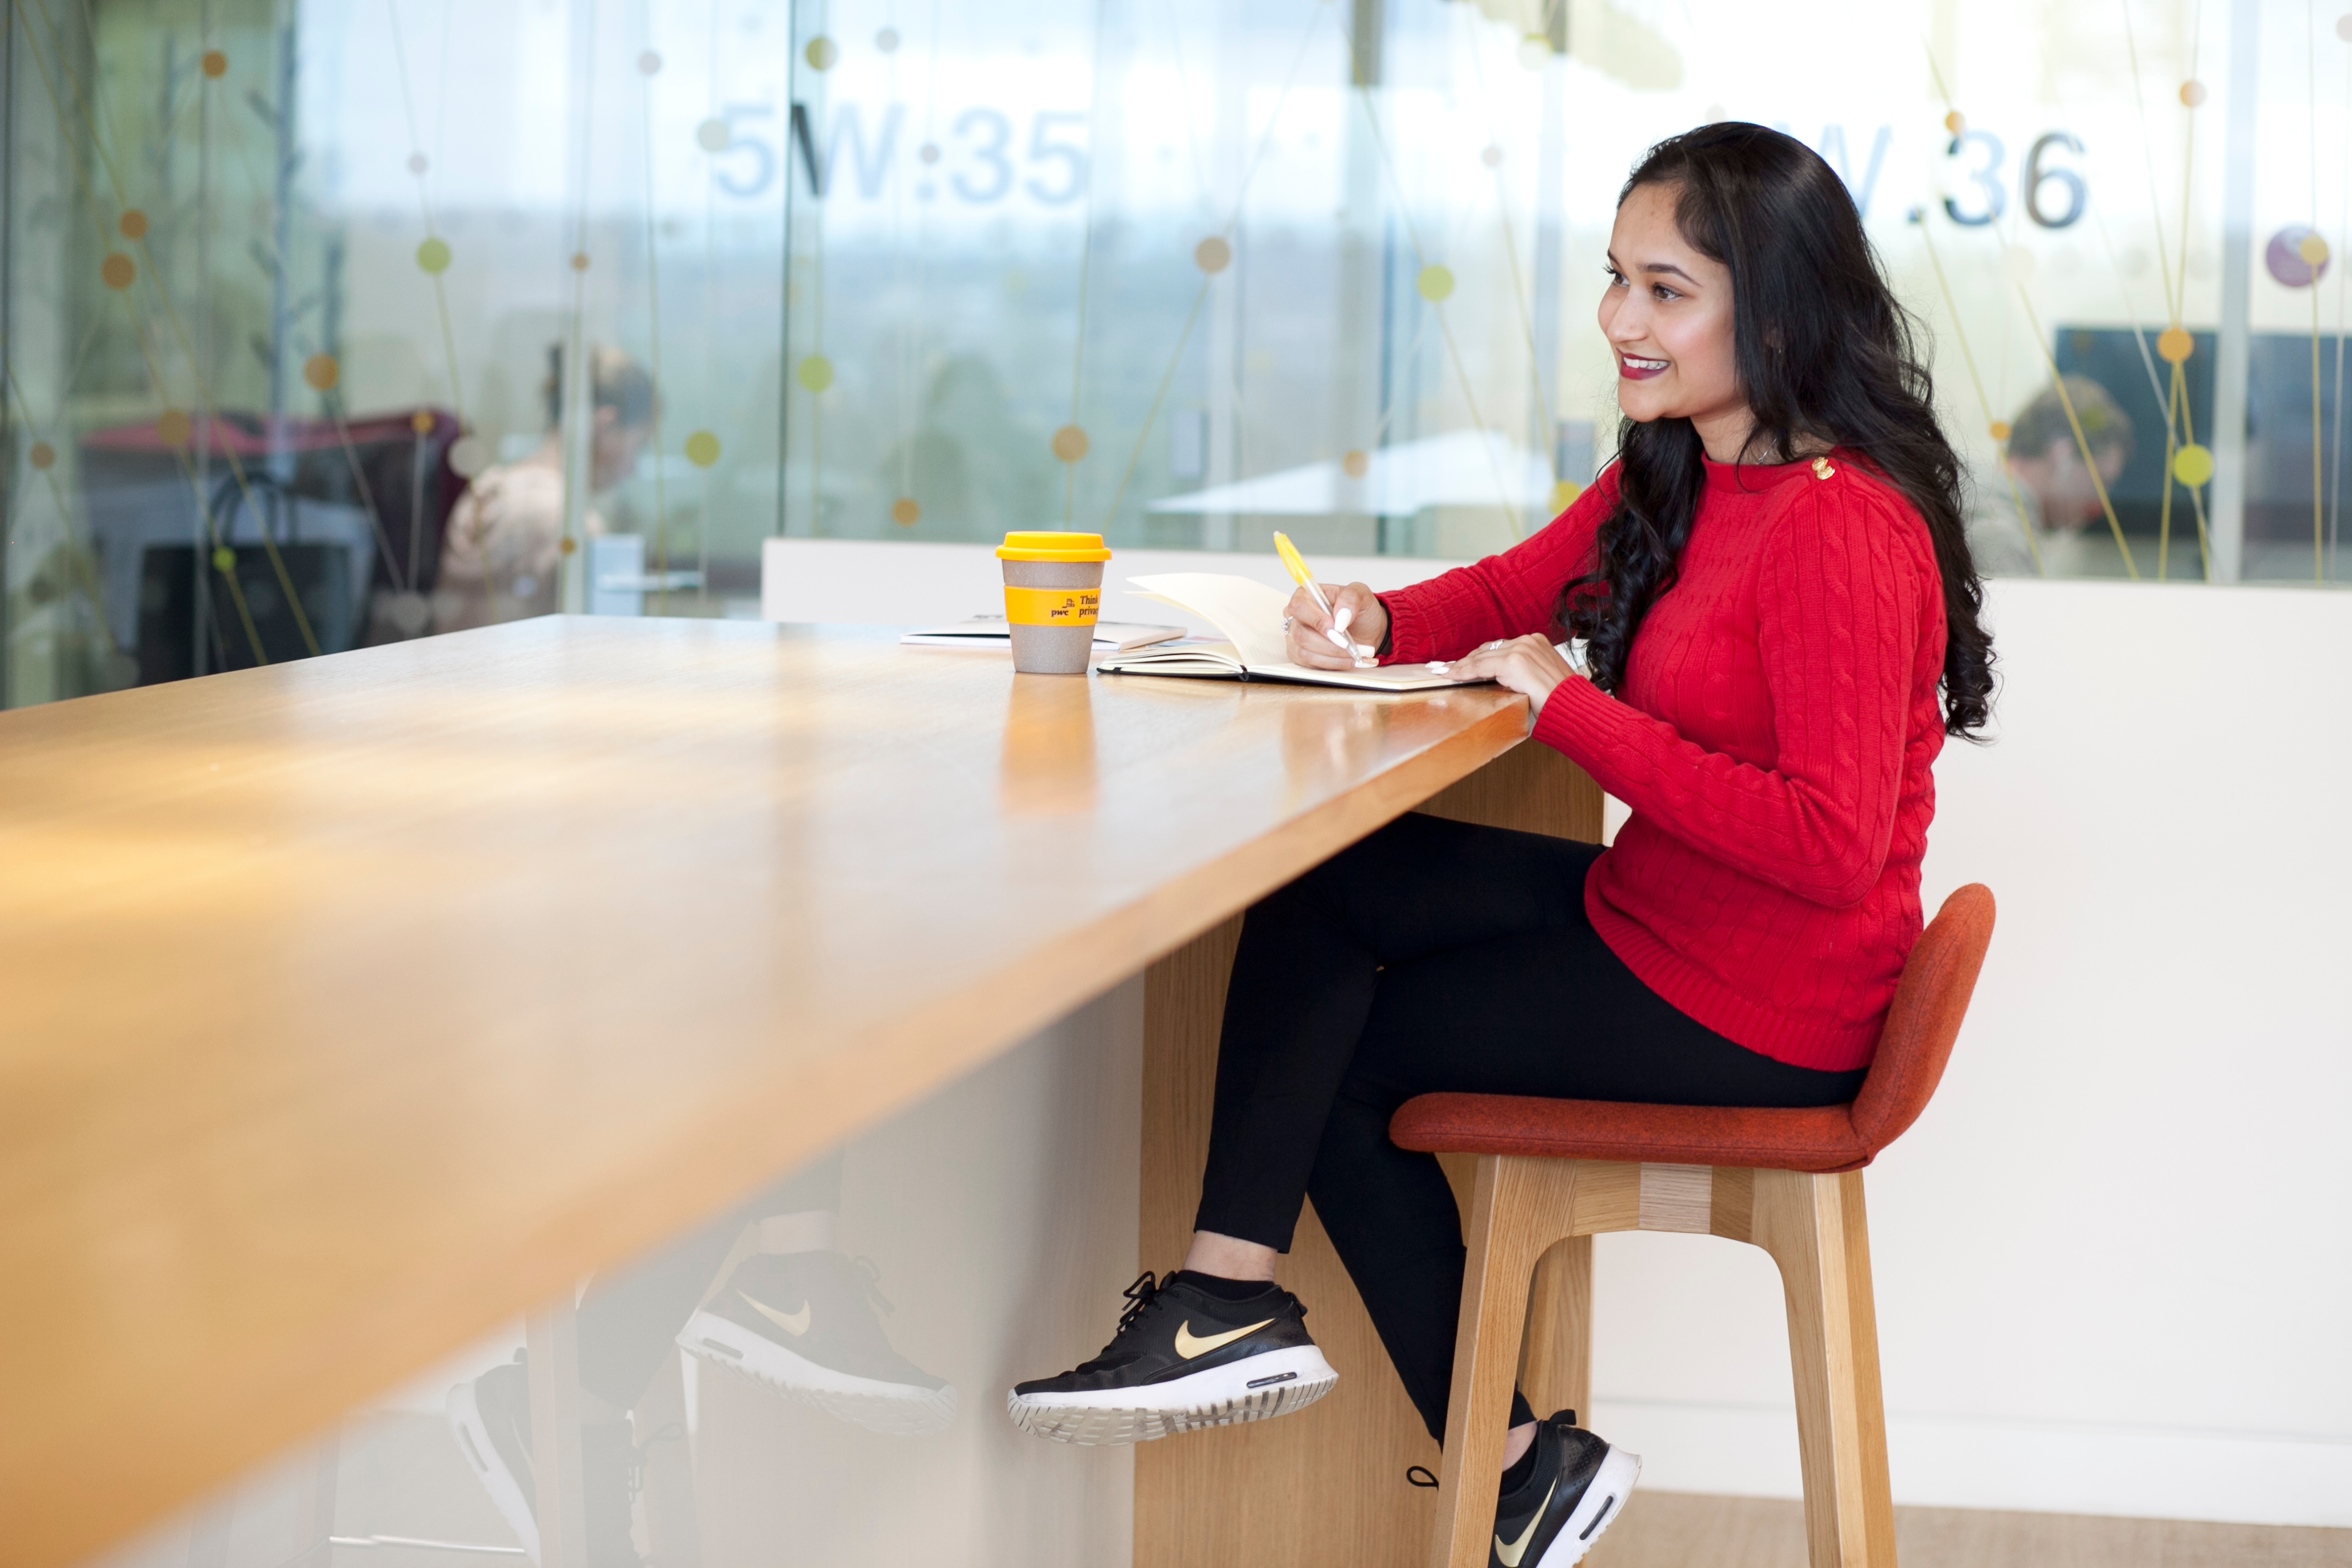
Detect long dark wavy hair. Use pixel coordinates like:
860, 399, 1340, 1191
1561, 123, 1994, 736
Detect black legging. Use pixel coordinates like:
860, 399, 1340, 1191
1193, 812, 1866, 1442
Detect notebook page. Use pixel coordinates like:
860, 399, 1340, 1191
1122, 573, 1295, 667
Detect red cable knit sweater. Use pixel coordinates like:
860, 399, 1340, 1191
1378, 450, 1948, 1072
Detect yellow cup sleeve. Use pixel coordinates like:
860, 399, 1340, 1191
1003, 585, 1101, 627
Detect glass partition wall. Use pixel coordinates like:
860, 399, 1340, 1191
6, 0, 2350, 708
1, 0, 795, 706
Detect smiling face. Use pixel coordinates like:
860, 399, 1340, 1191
1599, 181, 1753, 461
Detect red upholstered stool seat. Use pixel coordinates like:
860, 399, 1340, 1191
1395, 883, 1992, 1172
1394, 884, 1995, 1568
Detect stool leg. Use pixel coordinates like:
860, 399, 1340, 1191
633, 1348, 702, 1568
1519, 1234, 1593, 1426
297, 1431, 339, 1566
183, 1500, 234, 1568
1753, 1170, 1897, 1568
1429, 1155, 1581, 1568
526, 1294, 591, 1568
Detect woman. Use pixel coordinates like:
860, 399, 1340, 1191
432, 345, 655, 632
1009, 122, 1993, 1567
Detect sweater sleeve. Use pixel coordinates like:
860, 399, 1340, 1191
1531, 482, 1928, 909
1377, 473, 1615, 663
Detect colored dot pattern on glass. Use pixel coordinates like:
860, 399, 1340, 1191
685, 431, 722, 467
797, 355, 834, 392
1051, 425, 1089, 462
118, 209, 148, 240
448, 436, 489, 477
805, 36, 838, 71
2179, 80, 2206, 107
2172, 443, 2214, 487
200, 49, 227, 77
100, 253, 136, 290
416, 238, 452, 274
1944, 110, 1965, 135
1417, 265, 1454, 302
1194, 236, 1231, 274
2265, 226, 2328, 287
696, 119, 730, 152
213, 547, 237, 574
1340, 450, 1369, 478
892, 497, 921, 525
411, 411, 436, 435
1988, 419, 2012, 441
303, 354, 339, 392
2157, 328, 2194, 364
28, 441, 56, 470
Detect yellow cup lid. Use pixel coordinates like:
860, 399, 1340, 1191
997, 530, 1112, 563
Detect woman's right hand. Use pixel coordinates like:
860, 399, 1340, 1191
1284, 582, 1388, 669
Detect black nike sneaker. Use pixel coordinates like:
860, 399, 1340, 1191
445, 1350, 647, 1567
1006, 1271, 1338, 1445
676, 1251, 956, 1435
1487, 1411, 1641, 1568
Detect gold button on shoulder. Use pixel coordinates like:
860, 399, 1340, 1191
1811, 456, 1837, 480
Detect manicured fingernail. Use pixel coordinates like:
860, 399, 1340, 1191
1334, 606, 1354, 633
1351, 643, 1375, 658
1427, 662, 1448, 671
1326, 627, 1351, 649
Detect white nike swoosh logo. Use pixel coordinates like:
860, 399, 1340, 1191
1172, 1317, 1275, 1359
1494, 1479, 1556, 1567
738, 1291, 811, 1337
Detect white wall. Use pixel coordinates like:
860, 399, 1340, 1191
764, 543, 2352, 1528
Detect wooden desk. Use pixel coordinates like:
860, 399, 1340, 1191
0, 617, 1589, 1568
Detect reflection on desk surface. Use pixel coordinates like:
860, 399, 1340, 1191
4, 618, 1527, 1567
85, 983, 1144, 1568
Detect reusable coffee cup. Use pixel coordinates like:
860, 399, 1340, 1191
995, 531, 1111, 675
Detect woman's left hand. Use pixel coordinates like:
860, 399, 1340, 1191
1431, 635, 1579, 713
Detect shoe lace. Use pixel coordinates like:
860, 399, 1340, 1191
1115, 1271, 1163, 1332
850, 1255, 896, 1315
630, 1421, 685, 1502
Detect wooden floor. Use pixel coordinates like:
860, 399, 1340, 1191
1586, 1492, 2352, 1568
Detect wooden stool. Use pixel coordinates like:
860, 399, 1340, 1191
1391, 884, 1995, 1568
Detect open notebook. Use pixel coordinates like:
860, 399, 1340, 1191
1094, 573, 1486, 691
899, 616, 1186, 652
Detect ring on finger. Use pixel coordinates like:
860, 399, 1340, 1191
1282, 615, 1295, 633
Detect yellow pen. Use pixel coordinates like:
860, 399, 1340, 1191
1272, 532, 1370, 661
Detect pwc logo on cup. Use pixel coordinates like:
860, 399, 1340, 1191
995, 531, 1111, 675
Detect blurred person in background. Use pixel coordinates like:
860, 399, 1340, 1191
1967, 375, 2134, 578
433, 346, 654, 631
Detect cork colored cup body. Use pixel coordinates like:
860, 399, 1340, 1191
996, 532, 1111, 675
